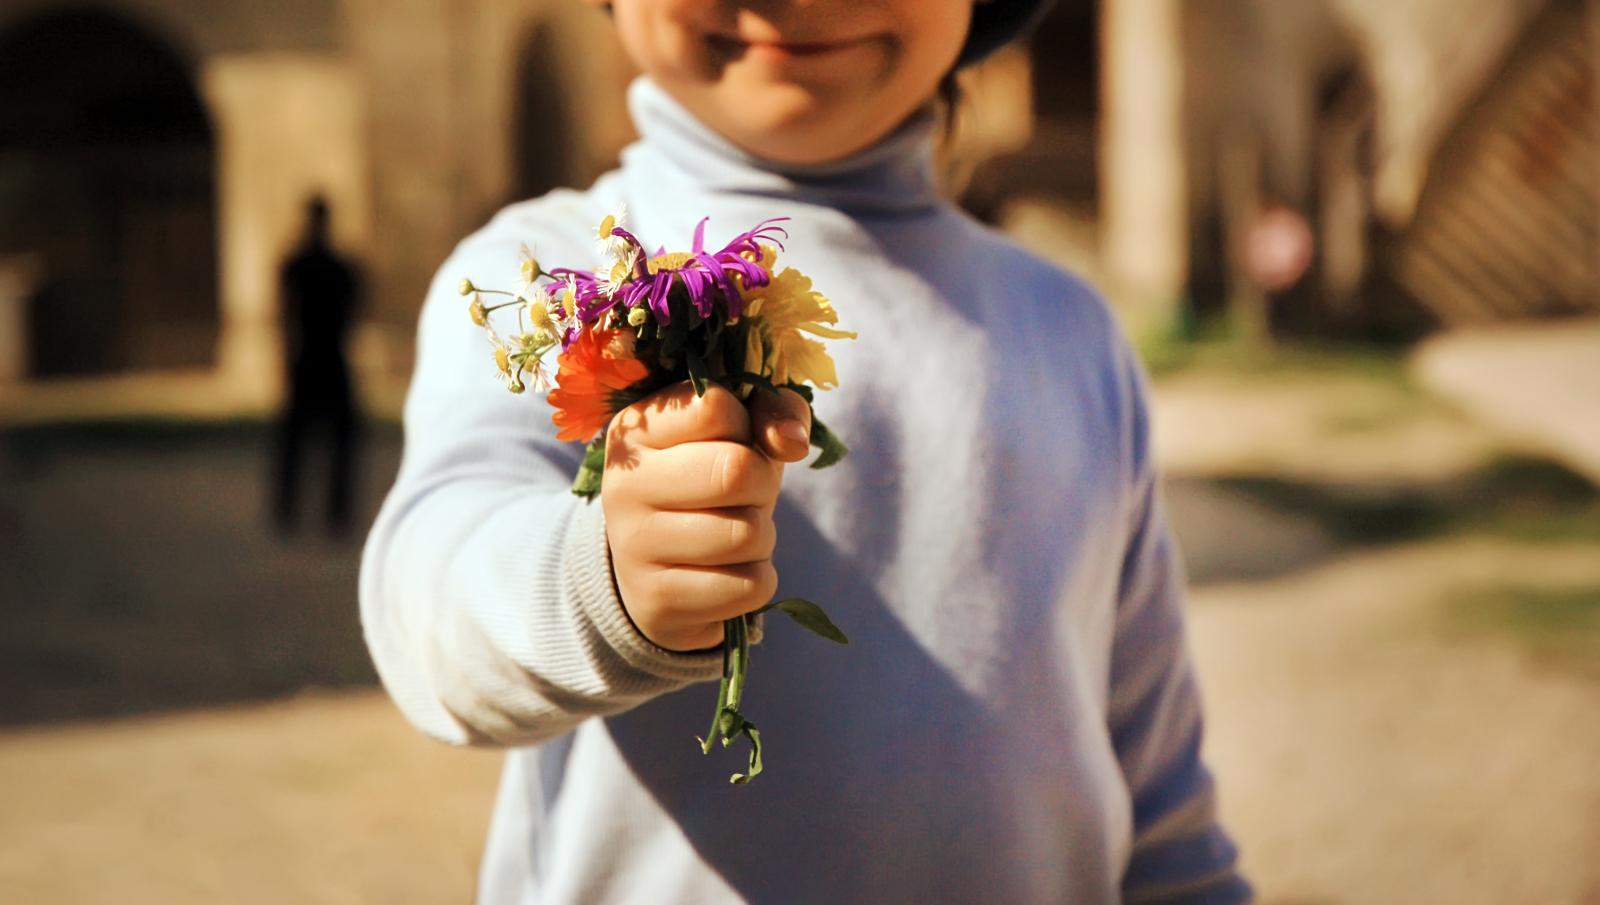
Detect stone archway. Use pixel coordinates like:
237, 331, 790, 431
0, 9, 219, 377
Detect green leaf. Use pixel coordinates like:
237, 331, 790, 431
808, 415, 849, 470
729, 722, 763, 785
571, 437, 606, 499
660, 313, 689, 359
760, 597, 849, 645
686, 350, 709, 398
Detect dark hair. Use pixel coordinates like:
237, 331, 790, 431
935, 69, 964, 146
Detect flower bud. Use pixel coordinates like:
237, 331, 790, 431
627, 306, 648, 327
458, 278, 475, 296
469, 294, 488, 326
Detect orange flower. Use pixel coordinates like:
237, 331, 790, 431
548, 328, 650, 444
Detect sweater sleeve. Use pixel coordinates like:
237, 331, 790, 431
1107, 359, 1254, 904
359, 231, 723, 748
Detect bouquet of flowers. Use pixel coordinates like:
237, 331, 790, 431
461, 209, 852, 783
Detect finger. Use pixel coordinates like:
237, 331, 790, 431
613, 441, 782, 509
748, 387, 813, 464
649, 560, 778, 623
627, 507, 776, 566
647, 622, 725, 654
609, 381, 750, 451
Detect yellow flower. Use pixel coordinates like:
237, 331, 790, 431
740, 248, 855, 390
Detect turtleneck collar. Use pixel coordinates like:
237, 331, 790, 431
620, 76, 944, 217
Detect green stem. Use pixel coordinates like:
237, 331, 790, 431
698, 615, 762, 782
700, 628, 733, 755
725, 615, 748, 710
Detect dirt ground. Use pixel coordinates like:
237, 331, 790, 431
2, 357, 1598, 904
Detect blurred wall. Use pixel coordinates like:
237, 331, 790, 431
0, 0, 1592, 416
0, 0, 342, 56
203, 53, 369, 409
340, 0, 634, 385
1181, 0, 1597, 335
1332, 0, 1548, 224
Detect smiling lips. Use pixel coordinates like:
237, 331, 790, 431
708, 32, 873, 60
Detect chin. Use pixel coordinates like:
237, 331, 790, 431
710, 79, 879, 165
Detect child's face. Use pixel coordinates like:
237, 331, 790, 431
602, 0, 972, 165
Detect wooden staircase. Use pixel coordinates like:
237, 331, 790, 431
1393, 0, 1599, 324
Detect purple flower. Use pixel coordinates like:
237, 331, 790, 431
547, 269, 611, 321
611, 217, 789, 325
538, 216, 791, 340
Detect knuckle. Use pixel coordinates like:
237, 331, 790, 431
750, 560, 779, 605
725, 507, 775, 558
724, 509, 755, 552
700, 386, 749, 435
723, 560, 775, 609
713, 445, 759, 499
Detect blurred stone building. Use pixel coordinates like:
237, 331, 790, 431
0, 0, 1595, 416
0, 0, 631, 416
978, 0, 1600, 341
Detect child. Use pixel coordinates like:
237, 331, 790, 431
361, 1, 1253, 902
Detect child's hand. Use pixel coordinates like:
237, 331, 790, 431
601, 382, 812, 652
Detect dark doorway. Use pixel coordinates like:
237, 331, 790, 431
0, 10, 219, 377
1028, 0, 1101, 209
509, 25, 573, 204
959, 0, 1101, 224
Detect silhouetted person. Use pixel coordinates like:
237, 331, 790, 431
274, 196, 361, 537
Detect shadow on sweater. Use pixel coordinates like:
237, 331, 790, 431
603, 500, 1121, 903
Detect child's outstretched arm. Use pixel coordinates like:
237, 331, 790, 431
1106, 354, 1254, 904
359, 233, 801, 747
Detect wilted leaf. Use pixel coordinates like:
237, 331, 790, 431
762, 597, 849, 644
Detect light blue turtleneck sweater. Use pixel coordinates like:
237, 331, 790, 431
361, 76, 1251, 905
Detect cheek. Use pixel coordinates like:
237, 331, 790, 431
902, 2, 970, 81
610, 0, 716, 81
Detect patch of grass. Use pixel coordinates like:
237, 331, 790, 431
1213, 454, 1600, 545
1444, 586, 1600, 679
1140, 320, 1415, 388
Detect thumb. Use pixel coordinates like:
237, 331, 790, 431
748, 387, 813, 464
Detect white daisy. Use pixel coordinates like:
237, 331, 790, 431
594, 202, 629, 256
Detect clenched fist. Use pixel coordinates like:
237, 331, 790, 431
600, 382, 812, 652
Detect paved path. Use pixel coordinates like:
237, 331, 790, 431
1413, 318, 1600, 484
0, 691, 502, 905
1194, 539, 1600, 905
3, 385, 1598, 903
